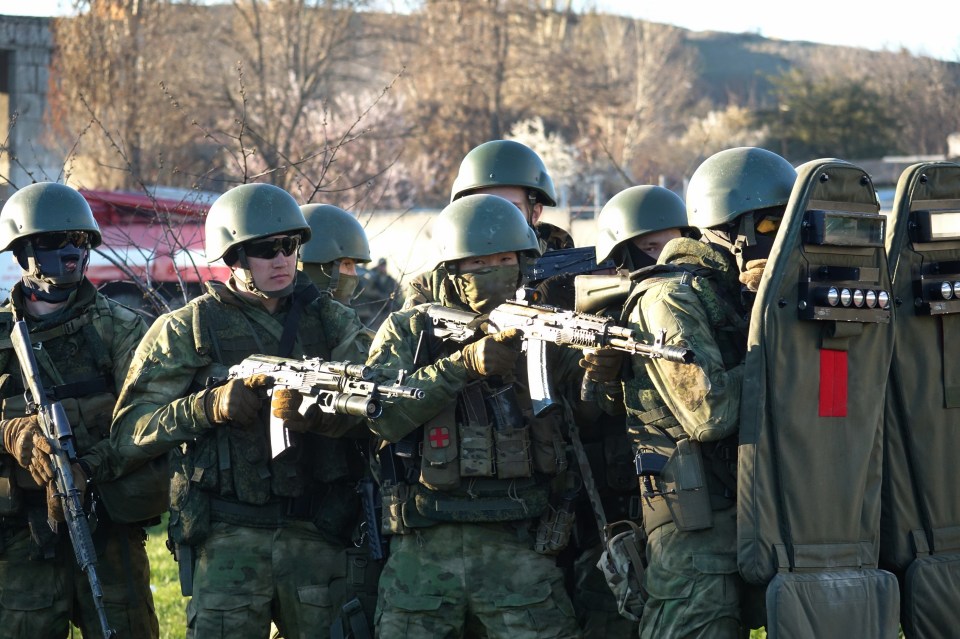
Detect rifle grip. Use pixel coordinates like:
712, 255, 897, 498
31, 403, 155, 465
580, 376, 598, 402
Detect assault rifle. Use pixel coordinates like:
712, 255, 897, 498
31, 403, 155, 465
426, 300, 695, 415
517, 246, 617, 307
10, 320, 116, 639
225, 355, 425, 458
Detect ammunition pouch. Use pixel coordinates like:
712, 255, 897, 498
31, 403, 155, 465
534, 489, 578, 555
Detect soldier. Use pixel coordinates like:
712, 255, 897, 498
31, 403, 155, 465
583, 148, 796, 637
299, 203, 371, 306
0, 182, 158, 638
111, 182, 372, 639
368, 194, 585, 638
571, 185, 698, 637
402, 139, 574, 309
354, 258, 400, 331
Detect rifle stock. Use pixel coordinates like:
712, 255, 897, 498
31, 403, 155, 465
10, 320, 116, 639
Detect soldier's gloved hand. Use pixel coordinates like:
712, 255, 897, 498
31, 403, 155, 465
460, 328, 521, 379
271, 388, 326, 433
47, 463, 87, 523
579, 348, 624, 383
1, 415, 53, 483
739, 259, 768, 292
204, 374, 271, 427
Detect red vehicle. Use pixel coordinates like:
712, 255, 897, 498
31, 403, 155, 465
0, 188, 231, 315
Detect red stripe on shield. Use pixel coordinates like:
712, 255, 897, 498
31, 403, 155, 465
818, 349, 848, 417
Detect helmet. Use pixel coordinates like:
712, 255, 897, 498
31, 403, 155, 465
433, 194, 541, 266
0, 182, 102, 252
595, 185, 691, 264
299, 204, 371, 265
204, 183, 311, 263
685, 147, 797, 229
450, 140, 557, 206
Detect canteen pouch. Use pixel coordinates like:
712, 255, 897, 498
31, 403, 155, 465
662, 438, 712, 532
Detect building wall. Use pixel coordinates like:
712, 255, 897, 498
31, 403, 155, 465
0, 15, 59, 201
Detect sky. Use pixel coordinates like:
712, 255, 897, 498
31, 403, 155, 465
2, 0, 958, 62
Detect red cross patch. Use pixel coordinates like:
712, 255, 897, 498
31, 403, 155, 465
428, 427, 450, 449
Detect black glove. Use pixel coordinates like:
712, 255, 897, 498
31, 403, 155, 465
460, 328, 521, 379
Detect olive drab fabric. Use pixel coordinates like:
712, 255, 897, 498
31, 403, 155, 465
881, 161, 960, 638
737, 159, 899, 637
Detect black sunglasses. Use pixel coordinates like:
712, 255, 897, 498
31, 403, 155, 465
243, 235, 301, 259
33, 231, 92, 251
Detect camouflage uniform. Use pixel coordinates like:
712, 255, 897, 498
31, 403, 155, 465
112, 275, 371, 639
367, 285, 585, 639
0, 279, 158, 639
617, 237, 748, 639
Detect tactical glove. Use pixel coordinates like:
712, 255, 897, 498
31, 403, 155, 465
1, 415, 54, 485
47, 462, 87, 523
204, 374, 270, 427
579, 348, 625, 383
271, 388, 326, 433
460, 328, 521, 379
739, 258, 768, 292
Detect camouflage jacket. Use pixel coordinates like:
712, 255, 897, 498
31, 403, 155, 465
0, 279, 147, 484
111, 274, 371, 470
624, 238, 748, 445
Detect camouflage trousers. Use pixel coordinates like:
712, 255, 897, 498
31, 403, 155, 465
0, 518, 158, 639
185, 520, 349, 639
572, 541, 638, 637
375, 521, 581, 639
639, 505, 745, 639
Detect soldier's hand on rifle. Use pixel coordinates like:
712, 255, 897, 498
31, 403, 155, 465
271, 388, 326, 433
739, 258, 768, 292
579, 347, 624, 383
460, 328, 521, 379
204, 374, 271, 427
1, 415, 54, 485
46, 462, 87, 523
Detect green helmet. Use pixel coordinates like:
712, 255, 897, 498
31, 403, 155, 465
299, 204, 371, 265
205, 183, 311, 263
595, 185, 691, 263
450, 140, 557, 206
433, 194, 541, 266
686, 147, 797, 229
0, 182, 102, 253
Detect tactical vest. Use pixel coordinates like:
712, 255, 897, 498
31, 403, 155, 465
381, 311, 567, 529
620, 257, 746, 534
169, 287, 363, 547
0, 290, 166, 526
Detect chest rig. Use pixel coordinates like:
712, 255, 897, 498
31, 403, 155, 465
169, 287, 363, 545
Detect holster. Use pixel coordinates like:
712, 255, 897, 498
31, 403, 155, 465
641, 438, 713, 534
173, 541, 195, 597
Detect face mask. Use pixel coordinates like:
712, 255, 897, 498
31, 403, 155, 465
451, 264, 520, 314
332, 273, 359, 304
623, 243, 657, 269
16, 243, 88, 302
